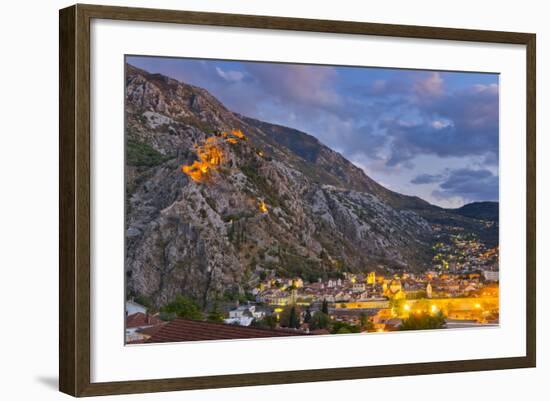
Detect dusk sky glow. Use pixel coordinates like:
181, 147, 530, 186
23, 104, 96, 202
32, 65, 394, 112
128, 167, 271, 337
127, 56, 499, 208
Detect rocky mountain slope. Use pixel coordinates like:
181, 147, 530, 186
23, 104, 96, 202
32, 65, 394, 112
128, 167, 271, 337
124, 63, 495, 308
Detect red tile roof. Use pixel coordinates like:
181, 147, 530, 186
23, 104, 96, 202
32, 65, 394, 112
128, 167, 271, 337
126, 312, 163, 329
147, 318, 308, 343
126, 338, 147, 345
310, 329, 331, 335
125, 322, 169, 345
140, 321, 167, 333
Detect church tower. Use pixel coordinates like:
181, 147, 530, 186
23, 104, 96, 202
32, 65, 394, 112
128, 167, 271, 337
367, 272, 376, 285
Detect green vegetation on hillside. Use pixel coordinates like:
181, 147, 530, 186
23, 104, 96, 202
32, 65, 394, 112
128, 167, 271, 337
127, 139, 167, 167
159, 295, 203, 321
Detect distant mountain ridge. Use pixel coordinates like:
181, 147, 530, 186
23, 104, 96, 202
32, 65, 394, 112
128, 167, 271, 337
450, 201, 499, 222
124, 63, 498, 307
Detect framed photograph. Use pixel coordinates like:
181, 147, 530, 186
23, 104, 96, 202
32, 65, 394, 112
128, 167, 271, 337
59, 4, 536, 397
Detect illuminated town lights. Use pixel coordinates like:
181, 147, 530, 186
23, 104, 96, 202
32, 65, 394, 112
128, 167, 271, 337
181, 129, 248, 182
258, 200, 268, 213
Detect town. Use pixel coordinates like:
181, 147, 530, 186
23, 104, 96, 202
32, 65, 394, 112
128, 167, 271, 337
126, 230, 499, 343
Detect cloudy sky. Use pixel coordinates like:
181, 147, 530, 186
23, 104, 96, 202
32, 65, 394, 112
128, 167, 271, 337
127, 56, 499, 208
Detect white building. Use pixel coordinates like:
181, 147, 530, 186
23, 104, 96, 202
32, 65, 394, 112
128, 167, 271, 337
352, 283, 366, 292
224, 316, 254, 326
126, 300, 147, 316
225, 304, 266, 326
483, 270, 499, 282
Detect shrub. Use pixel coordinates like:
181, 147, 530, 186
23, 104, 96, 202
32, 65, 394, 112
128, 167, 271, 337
160, 295, 203, 320
309, 312, 330, 330
126, 139, 167, 167
399, 311, 446, 331
331, 321, 360, 334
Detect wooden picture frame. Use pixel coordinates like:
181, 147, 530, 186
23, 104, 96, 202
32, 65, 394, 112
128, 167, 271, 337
59, 3, 536, 397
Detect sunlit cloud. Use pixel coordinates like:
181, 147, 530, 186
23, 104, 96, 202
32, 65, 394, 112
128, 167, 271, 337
215, 67, 245, 83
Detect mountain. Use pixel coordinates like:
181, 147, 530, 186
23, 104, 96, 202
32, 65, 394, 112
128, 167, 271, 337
124, 63, 496, 308
450, 201, 499, 222
239, 116, 433, 211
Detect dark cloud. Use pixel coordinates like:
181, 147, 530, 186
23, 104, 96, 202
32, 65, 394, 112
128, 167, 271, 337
410, 173, 445, 184
329, 72, 499, 177
380, 80, 499, 168
431, 168, 498, 202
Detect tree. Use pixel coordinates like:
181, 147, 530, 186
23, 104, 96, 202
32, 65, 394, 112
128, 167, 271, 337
331, 321, 360, 334
280, 305, 302, 328
359, 312, 374, 332
132, 294, 153, 311
160, 295, 203, 321
309, 312, 330, 331
252, 315, 277, 329
206, 303, 225, 323
288, 306, 300, 329
321, 299, 329, 314
399, 311, 446, 331
304, 308, 312, 324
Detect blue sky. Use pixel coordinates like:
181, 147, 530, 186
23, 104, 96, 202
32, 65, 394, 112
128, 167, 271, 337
127, 56, 499, 208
